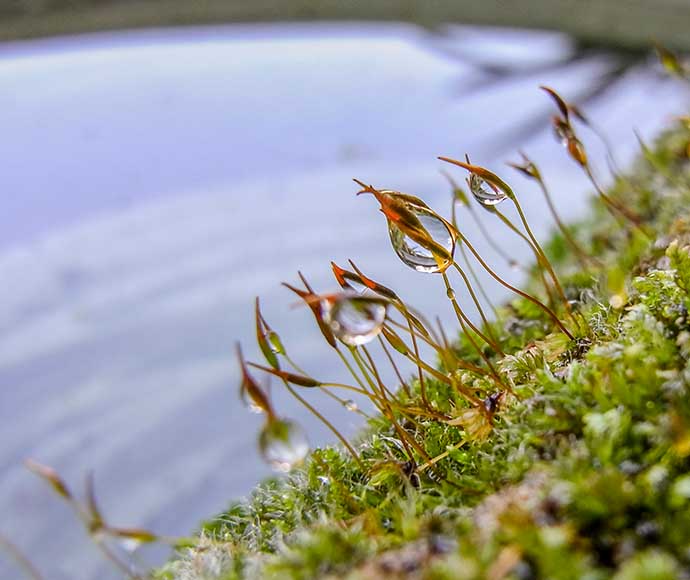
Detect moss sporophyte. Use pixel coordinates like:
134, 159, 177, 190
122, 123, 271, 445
21, 74, 690, 580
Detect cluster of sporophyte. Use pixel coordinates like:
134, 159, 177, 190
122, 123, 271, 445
13, 66, 690, 580
151, 115, 690, 580
233, 84, 650, 480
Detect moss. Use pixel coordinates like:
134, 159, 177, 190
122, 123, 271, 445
160, 120, 690, 579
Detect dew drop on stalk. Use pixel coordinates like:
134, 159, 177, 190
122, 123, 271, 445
344, 399, 358, 412
388, 204, 456, 273
552, 117, 575, 148
468, 173, 508, 206
259, 418, 309, 472
325, 295, 387, 346
247, 400, 265, 415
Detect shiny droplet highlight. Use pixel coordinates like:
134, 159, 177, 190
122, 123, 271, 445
259, 418, 309, 472
325, 295, 387, 346
468, 174, 508, 207
388, 204, 455, 273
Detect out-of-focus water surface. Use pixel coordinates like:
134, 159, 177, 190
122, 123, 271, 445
0, 23, 686, 579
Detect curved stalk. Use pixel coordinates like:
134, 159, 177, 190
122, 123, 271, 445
584, 164, 650, 237
534, 175, 598, 269
377, 335, 411, 397
283, 382, 364, 469
0, 533, 44, 580
455, 230, 575, 339
507, 195, 575, 319
458, 241, 501, 319
442, 273, 511, 394
453, 262, 504, 353
360, 347, 431, 462
492, 207, 558, 306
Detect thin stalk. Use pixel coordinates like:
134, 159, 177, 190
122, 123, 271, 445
535, 176, 598, 269
584, 164, 649, 237
377, 335, 411, 397
452, 263, 504, 354
322, 381, 440, 418
442, 271, 503, 357
458, 241, 500, 319
506, 196, 575, 318
93, 537, 142, 580
360, 347, 431, 462
386, 319, 487, 376
493, 207, 558, 306
347, 346, 388, 399
442, 273, 510, 394
283, 382, 364, 469
335, 348, 368, 391
350, 347, 398, 402
283, 352, 370, 418
456, 230, 575, 339
417, 439, 466, 473
403, 309, 432, 411
469, 205, 524, 271
0, 533, 44, 580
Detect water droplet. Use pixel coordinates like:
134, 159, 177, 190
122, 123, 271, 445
344, 277, 371, 296
446, 287, 456, 300
267, 331, 285, 354
553, 118, 574, 147
325, 295, 387, 346
120, 538, 142, 553
247, 401, 265, 415
259, 418, 309, 472
387, 203, 456, 273
344, 399, 359, 412
468, 174, 508, 207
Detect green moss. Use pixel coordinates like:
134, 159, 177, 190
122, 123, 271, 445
160, 121, 690, 579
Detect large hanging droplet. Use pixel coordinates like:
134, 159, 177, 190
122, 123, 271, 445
259, 418, 309, 472
387, 203, 455, 273
468, 173, 508, 207
325, 295, 387, 346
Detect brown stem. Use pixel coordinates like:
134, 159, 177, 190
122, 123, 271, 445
377, 335, 411, 397
283, 382, 364, 469
455, 231, 575, 340
584, 164, 650, 238
492, 207, 558, 307
508, 195, 575, 320
458, 241, 501, 319
453, 262, 504, 354
360, 347, 431, 462
442, 273, 511, 394
535, 176, 598, 269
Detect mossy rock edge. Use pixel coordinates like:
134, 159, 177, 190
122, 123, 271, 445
159, 121, 690, 580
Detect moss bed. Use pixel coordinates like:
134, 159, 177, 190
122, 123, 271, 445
158, 121, 690, 580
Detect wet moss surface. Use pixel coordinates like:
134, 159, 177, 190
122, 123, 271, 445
158, 121, 690, 580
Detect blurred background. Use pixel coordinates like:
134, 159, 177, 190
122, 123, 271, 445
1, 2, 689, 579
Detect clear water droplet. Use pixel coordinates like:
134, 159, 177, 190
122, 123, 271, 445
247, 401, 265, 414
553, 120, 574, 148
344, 399, 359, 412
345, 277, 371, 296
446, 287, 456, 300
387, 203, 455, 273
259, 418, 309, 472
267, 331, 285, 354
325, 295, 387, 346
468, 174, 508, 207
120, 538, 142, 553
